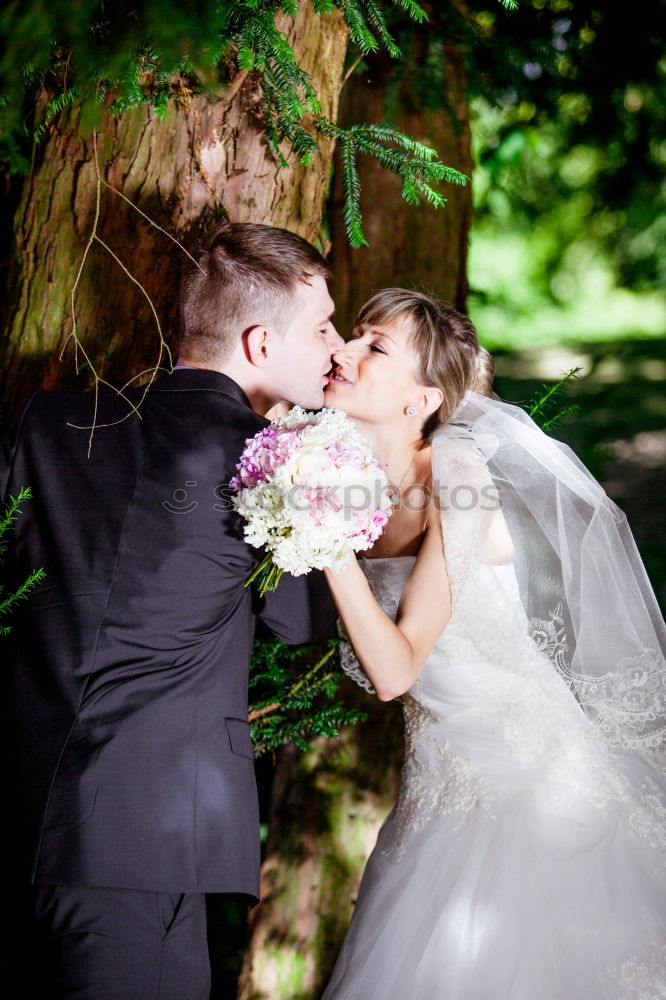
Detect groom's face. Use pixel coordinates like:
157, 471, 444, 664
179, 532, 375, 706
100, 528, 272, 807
273, 275, 342, 409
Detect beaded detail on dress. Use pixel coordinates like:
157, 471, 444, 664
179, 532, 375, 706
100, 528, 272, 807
614, 944, 666, 1000
388, 695, 491, 858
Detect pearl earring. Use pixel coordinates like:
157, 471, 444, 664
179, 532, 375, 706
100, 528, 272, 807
405, 406, 416, 416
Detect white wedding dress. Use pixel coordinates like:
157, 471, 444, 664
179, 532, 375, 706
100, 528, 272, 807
323, 554, 666, 1000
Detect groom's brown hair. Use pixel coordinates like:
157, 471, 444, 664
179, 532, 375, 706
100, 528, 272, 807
179, 222, 331, 365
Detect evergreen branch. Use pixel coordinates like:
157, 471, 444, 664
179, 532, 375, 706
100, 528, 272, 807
337, 0, 380, 53
248, 701, 282, 722
348, 127, 468, 186
401, 172, 419, 205
360, 0, 401, 59
0, 487, 33, 551
526, 368, 583, 432
2, 0, 469, 249
388, 0, 428, 21
0, 488, 46, 631
318, 117, 468, 244
290, 645, 337, 693
237, 46, 256, 70
33, 86, 80, 140
0, 568, 46, 618
252, 702, 366, 756
349, 122, 438, 161
340, 137, 368, 248
527, 367, 582, 418
1, 0, 431, 156
540, 404, 581, 433
248, 636, 365, 755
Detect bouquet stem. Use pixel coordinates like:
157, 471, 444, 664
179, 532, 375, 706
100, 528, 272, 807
245, 554, 285, 596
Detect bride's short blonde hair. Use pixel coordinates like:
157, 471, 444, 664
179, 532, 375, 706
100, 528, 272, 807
355, 288, 494, 439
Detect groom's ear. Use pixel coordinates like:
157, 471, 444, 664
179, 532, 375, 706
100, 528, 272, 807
243, 325, 276, 367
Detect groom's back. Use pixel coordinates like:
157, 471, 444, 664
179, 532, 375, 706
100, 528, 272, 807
3, 376, 262, 702
1, 371, 273, 893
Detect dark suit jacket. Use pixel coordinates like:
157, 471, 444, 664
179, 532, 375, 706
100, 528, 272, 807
0, 369, 335, 899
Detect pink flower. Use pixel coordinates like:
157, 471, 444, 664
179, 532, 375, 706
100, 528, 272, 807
326, 442, 365, 470
231, 426, 303, 489
373, 509, 390, 528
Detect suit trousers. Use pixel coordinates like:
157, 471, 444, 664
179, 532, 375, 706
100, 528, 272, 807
24, 884, 210, 1000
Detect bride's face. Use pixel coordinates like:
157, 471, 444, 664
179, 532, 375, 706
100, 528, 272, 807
323, 315, 426, 423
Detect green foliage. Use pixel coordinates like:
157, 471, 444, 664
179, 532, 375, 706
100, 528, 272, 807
524, 367, 581, 432
249, 636, 366, 755
468, 0, 666, 298
319, 120, 468, 246
0, 488, 46, 635
32, 85, 80, 140
468, 93, 666, 351
0, 0, 482, 245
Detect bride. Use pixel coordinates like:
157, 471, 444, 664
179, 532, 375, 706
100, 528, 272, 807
320, 288, 666, 1000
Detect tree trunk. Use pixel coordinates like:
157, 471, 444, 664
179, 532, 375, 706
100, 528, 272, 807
238, 686, 403, 1000
0, 7, 348, 422
240, 29, 473, 1000
329, 30, 473, 333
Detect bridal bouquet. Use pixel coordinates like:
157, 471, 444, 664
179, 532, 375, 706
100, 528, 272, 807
230, 407, 392, 594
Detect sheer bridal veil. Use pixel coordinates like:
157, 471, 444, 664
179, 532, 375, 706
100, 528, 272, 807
431, 391, 666, 773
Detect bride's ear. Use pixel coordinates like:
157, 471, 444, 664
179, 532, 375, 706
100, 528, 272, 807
412, 386, 443, 419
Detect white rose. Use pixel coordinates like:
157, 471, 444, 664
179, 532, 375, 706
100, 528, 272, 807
287, 446, 335, 485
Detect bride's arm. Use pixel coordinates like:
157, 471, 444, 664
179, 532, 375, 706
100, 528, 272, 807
324, 510, 452, 701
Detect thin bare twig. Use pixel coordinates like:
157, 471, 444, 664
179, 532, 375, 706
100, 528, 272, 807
63, 95, 217, 448
99, 179, 205, 274
64, 126, 167, 449
222, 67, 250, 105
341, 53, 364, 89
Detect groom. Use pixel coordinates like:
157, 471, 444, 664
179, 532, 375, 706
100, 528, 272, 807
0, 222, 343, 998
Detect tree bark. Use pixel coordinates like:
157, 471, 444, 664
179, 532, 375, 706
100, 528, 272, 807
0, 7, 348, 422
240, 29, 473, 1000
